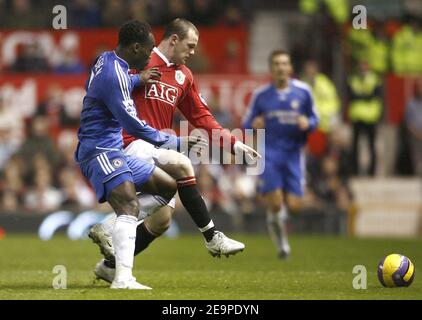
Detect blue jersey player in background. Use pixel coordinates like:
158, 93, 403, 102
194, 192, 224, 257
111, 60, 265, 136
243, 50, 319, 259
75, 20, 203, 289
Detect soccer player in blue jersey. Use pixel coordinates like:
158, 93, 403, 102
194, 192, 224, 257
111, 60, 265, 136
243, 50, 319, 259
75, 20, 217, 289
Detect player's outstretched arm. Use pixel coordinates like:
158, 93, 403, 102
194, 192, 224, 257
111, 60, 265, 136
103, 62, 179, 150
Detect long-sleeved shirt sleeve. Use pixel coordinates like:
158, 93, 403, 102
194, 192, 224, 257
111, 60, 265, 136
242, 90, 263, 129
102, 61, 179, 150
303, 87, 319, 132
178, 80, 237, 152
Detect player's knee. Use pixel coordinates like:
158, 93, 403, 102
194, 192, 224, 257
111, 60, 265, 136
269, 202, 282, 214
124, 198, 141, 216
146, 211, 172, 235
178, 154, 194, 177
287, 199, 302, 214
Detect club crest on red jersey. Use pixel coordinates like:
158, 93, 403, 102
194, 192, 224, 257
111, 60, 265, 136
175, 70, 186, 85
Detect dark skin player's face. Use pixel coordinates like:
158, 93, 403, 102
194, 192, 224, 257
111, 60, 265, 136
132, 32, 155, 70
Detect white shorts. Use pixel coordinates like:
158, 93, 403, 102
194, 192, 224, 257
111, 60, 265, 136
124, 139, 176, 208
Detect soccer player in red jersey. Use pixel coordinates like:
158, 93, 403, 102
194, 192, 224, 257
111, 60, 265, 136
90, 19, 260, 283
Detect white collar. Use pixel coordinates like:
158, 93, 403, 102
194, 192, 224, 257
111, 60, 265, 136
153, 47, 174, 67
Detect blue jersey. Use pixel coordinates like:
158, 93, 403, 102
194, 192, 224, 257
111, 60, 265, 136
75, 51, 179, 162
243, 79, 319, 153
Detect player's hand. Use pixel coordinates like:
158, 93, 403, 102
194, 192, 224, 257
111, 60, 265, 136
251, 115, 265, 129
297, 115, 310, 131
139, 67, 161, 85
233, 141, 262, 162
179, 136, 208, 154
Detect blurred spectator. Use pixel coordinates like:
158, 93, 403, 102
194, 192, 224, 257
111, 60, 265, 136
57, 130, 79, 168
300, 0, 349, 25
54, 47, 85, 74
302, 59, 340, 133
215, 39, 244, 74
165, 0, 190, 22
392, 15, 422, 75
146, 0, 167, 26
36, 85, 65, 138
24, 168, 62, 212
10, 42, 50, 73
0, 95, 24, 168
348, 60, 383, 176
69, 0, 101, 28
369, 21, 390, 75
309, 155, 352, 211
1, 0, 46, 29
189, 0, 218, 26
186, 43, 211, 74
17, 116, 61, 170
0, 189, 20, 212
102, 0, 128, 27
58, 167, 95, 208
404, 81, 422, 176
326, 127, 352, 181
219, 3, 245, 27
207, 97, 234, 129
127, 0, 149, 24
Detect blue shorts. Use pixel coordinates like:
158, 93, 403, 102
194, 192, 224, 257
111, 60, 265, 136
78, 150, 155, 203
257, 149, 305, 196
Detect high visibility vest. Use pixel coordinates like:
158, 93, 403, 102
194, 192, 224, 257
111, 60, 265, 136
305, 74, 340, 132
392, 26, 422, 75
300, 0, 318, 14
300, 0, 349, 24
368, 38, 389, 74
348, 28, 373, 62
348, 72, 382, 123
324, 0, 348, 24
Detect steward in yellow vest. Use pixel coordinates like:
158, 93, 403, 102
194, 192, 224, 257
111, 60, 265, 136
348, 61, 383, 176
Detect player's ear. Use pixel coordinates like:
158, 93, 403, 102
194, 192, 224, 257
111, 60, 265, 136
170, 34, 179, 46
132, 42, 141, 54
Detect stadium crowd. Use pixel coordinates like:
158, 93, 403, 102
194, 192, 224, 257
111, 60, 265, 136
0, 0, 421, 230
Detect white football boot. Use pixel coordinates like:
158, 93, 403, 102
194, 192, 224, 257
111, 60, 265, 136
205, 231, 245, 258
110, 277, 152, 290
94, 259, 115, 283
88, 224, 115, 262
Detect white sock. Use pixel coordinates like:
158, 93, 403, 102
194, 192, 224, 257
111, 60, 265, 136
266, 210, 281, 251
112, 215, 137, 281
99, 194, 168, 235
277, 205, 290, 253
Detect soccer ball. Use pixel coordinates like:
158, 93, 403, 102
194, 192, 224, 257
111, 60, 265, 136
377, 254, 415, 287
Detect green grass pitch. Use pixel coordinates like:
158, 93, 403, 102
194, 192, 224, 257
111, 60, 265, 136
0, 233, 421, 299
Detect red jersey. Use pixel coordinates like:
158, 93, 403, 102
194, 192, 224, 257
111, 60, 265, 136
123, 47, 236, 150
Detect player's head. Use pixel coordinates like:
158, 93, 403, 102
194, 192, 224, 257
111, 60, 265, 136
162, 18, 199, 65
269, 50, 292, 86
118, 20, 155, 69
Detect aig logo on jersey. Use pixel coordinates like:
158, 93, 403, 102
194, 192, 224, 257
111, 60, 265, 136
146, 82, 179, 107
112, 158, 123, 168
175, 70, 186, 85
